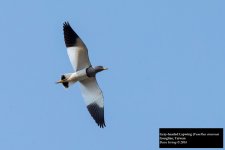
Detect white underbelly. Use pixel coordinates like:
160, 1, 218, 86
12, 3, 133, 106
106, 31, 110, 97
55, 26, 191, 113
68, 68, 88, 82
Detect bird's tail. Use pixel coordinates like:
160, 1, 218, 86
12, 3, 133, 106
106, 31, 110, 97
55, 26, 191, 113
57, 73, 75, 88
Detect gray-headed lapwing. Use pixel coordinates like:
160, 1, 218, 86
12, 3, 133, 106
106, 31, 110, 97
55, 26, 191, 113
57, 22, 107, 128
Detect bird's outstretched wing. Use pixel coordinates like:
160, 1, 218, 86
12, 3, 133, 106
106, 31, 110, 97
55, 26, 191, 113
63, 22, 91, 71
79, 78, 106, 128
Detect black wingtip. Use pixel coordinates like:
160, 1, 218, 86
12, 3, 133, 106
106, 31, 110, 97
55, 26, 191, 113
87, 103, 106, 128
63, 21, 79, 47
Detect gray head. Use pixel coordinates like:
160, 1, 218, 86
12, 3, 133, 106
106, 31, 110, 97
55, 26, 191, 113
94, 66, 108, 73
86, 66, 108, 77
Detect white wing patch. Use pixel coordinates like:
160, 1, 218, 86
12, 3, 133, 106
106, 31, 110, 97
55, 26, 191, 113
67, 47, 78, 70
79, 77, 105, 127
79, 78, 104, 107
67, 46, 91, 71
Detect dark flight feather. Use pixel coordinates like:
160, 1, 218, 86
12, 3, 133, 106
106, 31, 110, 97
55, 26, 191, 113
63, 22, 79, 47
87, 103, 106, 128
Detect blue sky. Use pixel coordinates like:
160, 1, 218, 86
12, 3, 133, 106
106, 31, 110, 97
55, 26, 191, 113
0, 0, 224, 149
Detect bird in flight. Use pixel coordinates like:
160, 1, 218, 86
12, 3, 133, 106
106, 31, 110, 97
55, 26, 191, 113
57, 22, 107, 128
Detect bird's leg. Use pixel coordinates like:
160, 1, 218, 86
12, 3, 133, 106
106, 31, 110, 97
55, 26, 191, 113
56, 79, 67, 84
